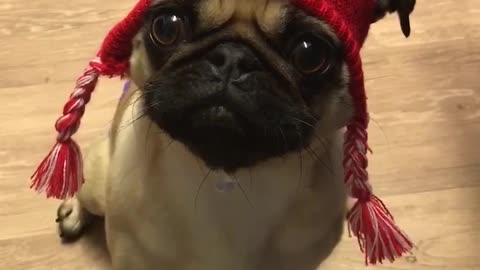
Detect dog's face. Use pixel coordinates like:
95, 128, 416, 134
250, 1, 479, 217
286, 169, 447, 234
133, 0, 353, 172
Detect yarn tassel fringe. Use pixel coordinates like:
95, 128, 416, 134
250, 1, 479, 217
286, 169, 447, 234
347, 195, 414, 265
30, 139, 83, 199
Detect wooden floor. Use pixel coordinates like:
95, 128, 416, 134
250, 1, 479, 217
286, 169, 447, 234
1, 0, 479, 269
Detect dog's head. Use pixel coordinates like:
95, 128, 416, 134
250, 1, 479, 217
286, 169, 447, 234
129, 0, 414, 172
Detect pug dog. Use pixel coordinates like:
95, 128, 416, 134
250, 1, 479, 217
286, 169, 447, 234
56, 0, 414, 269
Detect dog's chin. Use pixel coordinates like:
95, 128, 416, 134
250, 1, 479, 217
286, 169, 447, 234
180, 105, 258, 171
148, 104, 311, 172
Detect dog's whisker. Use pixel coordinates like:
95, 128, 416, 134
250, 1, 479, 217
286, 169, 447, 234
248, 168, 254, 192
116, 113, 148, 134
145, 120, 154, 154
304, 111, 320, 122
194, 156, 205, 174
279, 127, 288, 154
313, 136, 333, 172
194, 170, 212, 209
369, 115, 391, 153
131, 92, 147, 136
95, 86, 145, 132
271, 128, 281, 153
232, 175, 253, 208
164, 139, 175, 151
290, 117, 333, 168
296, 131, 304, 193
292, 117, 313, 128
306, 146, 333, 174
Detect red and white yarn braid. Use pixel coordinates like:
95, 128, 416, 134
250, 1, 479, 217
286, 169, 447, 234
344, 123, 413, 265
31, 58, 101, 199
31, 0, 152, 199
291, 0, 413, 265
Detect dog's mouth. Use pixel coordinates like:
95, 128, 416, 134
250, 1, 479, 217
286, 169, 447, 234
186, 93, 255, 135
174, 100, 259, 171
145, 92, 313, 171
149, 98, 270, 171
190, 105, 245, 134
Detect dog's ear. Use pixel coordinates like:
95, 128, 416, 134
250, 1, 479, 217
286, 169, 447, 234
372, 0, 416, 37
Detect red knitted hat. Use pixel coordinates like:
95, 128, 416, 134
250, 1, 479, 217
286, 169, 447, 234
31, 0, 414, 265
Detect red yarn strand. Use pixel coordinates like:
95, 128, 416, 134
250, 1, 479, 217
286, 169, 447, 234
31, 61, 101, 199
31, 140, 83, 199
348, 196, 414, 265
291, 0, 413, 265
31, 0, 152, 199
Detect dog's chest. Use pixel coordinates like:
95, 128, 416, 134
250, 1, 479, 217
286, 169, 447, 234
135, 142, 316, 269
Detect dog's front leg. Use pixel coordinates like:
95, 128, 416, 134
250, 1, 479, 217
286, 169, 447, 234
56, 137, 110, 239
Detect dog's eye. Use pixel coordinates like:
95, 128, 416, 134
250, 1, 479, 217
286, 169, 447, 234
289, 35, 334, 75
151, 12, 190, 46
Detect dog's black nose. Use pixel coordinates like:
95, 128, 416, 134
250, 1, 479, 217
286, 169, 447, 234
206, 42, 262, 81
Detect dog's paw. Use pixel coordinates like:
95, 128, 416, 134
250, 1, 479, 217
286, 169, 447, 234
56, 197, 91, 241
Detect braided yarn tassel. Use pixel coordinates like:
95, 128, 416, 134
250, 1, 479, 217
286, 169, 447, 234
344, 124, 414, 265
31, 0, 151, 199
31, 60, 101, 199
264, 0, 415, 264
